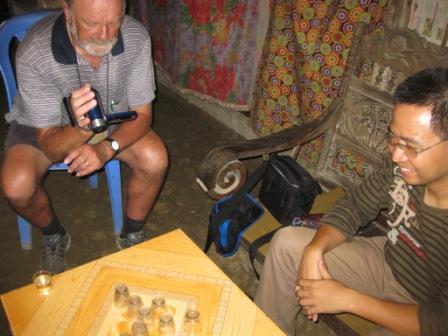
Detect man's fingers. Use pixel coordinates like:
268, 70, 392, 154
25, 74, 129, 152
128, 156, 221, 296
297, 284, 319, 321
70, 85, 97, 121
64, 148, 82, 165
68, 158, 93, 176
76, 162, 92, 177
298, 279, 313, 289
70, 84, 91, 99
301, 303, 319, 321
308, 314, 318, 322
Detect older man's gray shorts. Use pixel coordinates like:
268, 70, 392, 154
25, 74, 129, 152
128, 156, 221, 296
4, 121, 40, 150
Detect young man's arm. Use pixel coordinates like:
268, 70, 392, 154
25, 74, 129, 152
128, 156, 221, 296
298, 155, 395, 284
349, 292, 419, 336
296, 224, 346, 321
297, 224, 346, 280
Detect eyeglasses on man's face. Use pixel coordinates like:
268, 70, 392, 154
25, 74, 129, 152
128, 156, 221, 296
386, 131, 447, 158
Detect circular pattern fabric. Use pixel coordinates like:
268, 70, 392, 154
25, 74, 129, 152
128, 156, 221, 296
252, 0, 388, 149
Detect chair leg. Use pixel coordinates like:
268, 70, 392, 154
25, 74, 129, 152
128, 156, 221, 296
105, 160, 123, 235
88, 173, 98, 189
17, 216, 33, 250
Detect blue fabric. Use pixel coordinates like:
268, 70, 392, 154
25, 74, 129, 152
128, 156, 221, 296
210, 194, 264, 257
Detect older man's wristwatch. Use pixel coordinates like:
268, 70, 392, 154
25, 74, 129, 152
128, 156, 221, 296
104, 137, 120, 155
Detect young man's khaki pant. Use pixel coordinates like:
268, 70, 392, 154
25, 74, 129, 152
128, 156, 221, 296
254, 226, 416, 336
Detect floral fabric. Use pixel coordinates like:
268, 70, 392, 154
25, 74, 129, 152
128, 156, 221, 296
252, 0, 388, 137
130, 0, 262, 110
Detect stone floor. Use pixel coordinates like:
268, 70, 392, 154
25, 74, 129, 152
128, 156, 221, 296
0, 3, 336, 335
0, 89, 337, 336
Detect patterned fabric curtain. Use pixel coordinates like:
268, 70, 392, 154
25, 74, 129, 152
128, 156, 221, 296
130, 0, 263, 111
252, 0, 388, 136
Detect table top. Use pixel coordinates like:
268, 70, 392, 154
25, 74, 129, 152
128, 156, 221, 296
1, 229, 284, 336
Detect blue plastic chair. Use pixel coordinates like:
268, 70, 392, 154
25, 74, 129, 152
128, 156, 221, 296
0, 10, 123, 249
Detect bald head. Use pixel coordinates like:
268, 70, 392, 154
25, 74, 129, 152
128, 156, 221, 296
62, 0, 126, 14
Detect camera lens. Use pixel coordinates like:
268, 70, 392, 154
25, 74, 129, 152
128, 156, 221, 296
87, 106, 107, 133
88, 88, 107, 133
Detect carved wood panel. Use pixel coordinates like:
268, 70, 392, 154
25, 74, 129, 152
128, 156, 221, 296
316, 25, 448, 189
316, 78, 392, 189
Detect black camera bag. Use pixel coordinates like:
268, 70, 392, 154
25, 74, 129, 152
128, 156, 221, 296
258, 154, 322, 225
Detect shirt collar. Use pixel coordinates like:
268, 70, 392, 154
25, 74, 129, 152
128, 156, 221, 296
51, 13, 124, 65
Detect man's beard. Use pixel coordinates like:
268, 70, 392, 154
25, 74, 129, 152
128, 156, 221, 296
69, 19, 117, 57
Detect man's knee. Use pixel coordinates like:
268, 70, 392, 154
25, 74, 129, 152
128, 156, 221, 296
138, 142, 168, 176
122, 134, 168, 177
1, 145, 50, 203
1, 162, 38, 203
149, 141, 169, 173
269, 226, 314, 261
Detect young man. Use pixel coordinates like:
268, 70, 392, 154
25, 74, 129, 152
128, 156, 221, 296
254, 67, 448, 336
1, 0, 168, 274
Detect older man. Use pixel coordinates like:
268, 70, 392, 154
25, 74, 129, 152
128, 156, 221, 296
1, 0, 168, 274
255, 67, 448, 336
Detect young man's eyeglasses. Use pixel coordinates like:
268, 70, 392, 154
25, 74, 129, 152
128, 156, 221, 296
386, 132, 447, 158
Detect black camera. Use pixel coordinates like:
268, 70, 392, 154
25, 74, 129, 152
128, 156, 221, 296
63, 88, 137, 133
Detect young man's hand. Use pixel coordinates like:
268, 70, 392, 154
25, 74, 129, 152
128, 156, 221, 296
296, 242, 325, 321
295, 224, 347, 321
297, 260, 353, 317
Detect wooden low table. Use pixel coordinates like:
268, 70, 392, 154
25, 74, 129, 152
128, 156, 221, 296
1, 229, 284, 336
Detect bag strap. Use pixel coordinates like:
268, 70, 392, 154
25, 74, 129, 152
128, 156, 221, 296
203, 161, 268, 253
248, 227, 282, 279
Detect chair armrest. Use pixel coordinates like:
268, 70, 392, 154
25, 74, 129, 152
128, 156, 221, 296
197, 99, 343, 199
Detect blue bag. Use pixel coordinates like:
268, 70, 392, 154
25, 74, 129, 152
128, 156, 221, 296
208, 194, 264, 257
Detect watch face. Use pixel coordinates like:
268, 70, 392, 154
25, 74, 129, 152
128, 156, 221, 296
111, 141, 119, 151
106, 137, 119, 152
